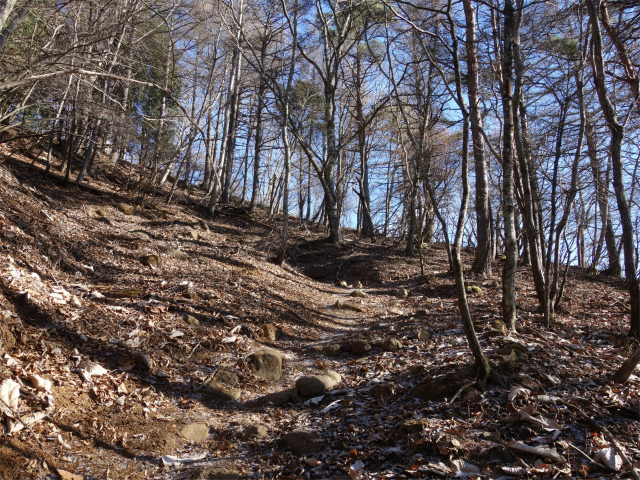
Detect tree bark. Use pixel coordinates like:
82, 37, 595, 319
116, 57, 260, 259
501, 0, 518, 331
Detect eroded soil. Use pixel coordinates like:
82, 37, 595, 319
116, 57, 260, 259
0, 151, 638, 480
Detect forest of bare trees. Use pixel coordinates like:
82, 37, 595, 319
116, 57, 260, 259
1, 0, 640, 370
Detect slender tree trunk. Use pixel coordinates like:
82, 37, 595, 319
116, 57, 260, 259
501, 0, 518, 331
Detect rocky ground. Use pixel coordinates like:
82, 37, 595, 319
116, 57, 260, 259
0, 150, 639, 480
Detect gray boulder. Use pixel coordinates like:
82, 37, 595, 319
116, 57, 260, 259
202, 380, 241, 401
296, 371, 341, 398
248, 349, 282, 381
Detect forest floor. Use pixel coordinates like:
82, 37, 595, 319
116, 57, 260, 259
0, 148, 639, 480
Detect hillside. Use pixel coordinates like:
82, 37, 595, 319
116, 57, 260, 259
0, 150, 638, 480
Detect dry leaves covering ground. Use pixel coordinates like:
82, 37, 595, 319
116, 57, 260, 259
0, 151, 639, 480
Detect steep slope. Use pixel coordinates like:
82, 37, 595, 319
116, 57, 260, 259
0, 151, 639, 480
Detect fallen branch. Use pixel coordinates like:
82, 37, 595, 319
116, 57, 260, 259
611, 346, 640, 384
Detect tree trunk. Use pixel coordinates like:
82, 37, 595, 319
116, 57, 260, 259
501, 0, 518, 331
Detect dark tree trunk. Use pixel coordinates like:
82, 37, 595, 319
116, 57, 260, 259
501, 0, 518, 331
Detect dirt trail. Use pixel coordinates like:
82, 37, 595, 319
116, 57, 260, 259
1, 154, 639, 480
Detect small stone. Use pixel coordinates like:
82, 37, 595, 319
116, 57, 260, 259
296, 371, 341, 398
417, 330, 431, 341
183, 291, 200, 301
350, 290, 368, 298
334, 299, 365, 312
186, 315, 200, 327
310, 343, 343, 357
394, 288, 408, 299
158, 244, 189, 261
260, 324, 282, 341
324, 343, 343, 357
202, 380, 241, 401
181, 423, 209, 442
337, 281, 348, 288
283, 431, 325, 455
381, 338, 402, 352
389, 307, 404, 316
248, 349, 282, 381
349, 340, 371, 356
214, 369, 239, 387
116, 203, 135, 215
243, 424, 268, 440
370, 383, 394, 399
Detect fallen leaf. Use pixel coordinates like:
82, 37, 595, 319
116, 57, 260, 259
508, 385, 530, 402
506, 440, 567, 463
3, 354, 19, 366
161, 453, 207, 465
169, 330, 184, 338
29, 374, 52, 393
451, 459, 480, 477
594, 447, 623, 471
517, 410, 561, 431
7, 411, 48, 433
500, 465, 527, 476
77, 361, 108, 381
57, 469, 83, 480
0, 378, 20, 416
